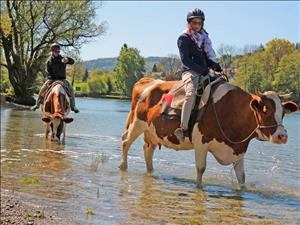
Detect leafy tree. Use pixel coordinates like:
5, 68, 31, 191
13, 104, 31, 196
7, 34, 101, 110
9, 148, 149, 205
0, 0, 106, 105
232, 53, 265, 92
115, 44, 145, 96
232, 39, 297, 98
82, 68, 89, 82
264, 39, 295, 80
273, 50, 300, 99
87, 68, 115, 95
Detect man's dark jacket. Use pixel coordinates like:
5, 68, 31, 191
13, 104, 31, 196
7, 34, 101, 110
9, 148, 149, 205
46, 55, 74, 80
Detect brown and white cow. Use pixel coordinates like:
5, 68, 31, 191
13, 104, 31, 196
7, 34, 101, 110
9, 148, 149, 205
41, 83, 74, 144
119, 77, 298, 187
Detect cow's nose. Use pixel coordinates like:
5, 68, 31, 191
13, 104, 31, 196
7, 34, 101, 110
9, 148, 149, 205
278, 133, 288, 143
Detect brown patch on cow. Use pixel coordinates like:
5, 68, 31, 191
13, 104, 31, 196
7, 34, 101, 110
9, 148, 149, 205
126, 77, 157, 129
43, 87, 69, 117
253, 95, 278, 137
136, 80, 181, 145
199, 88, 282, 155
198, 88, 257, 155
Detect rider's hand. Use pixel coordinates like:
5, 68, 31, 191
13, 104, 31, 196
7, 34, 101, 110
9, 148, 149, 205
211, 62, 222, 72
62, 57, 69, 64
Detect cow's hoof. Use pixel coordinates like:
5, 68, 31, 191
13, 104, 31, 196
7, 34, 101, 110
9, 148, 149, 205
119, 161, 128, 171
146, 168, 154, 174
196, 182, 203, 189
239, 183, 247, 190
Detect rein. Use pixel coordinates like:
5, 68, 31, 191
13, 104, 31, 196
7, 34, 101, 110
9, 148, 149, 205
209, 81, 282, 144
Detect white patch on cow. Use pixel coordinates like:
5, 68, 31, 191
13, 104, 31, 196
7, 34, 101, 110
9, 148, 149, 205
212, 82, 236, 104
140, 79, 164, 102
147, 123, 193, 150
208, 138, 245, 165
264, 91, 282, 125
193, 123, 244, 165
263, 91, 287, 143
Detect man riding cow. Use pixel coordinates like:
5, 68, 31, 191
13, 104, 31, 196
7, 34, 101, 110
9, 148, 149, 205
31, 43, 79, 113
119, 8, 299, 187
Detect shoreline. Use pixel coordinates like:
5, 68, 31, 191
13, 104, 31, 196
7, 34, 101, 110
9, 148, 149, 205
0, 189, 72, 225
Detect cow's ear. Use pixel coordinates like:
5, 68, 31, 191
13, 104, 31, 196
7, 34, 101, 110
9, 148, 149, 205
250, 98, 262, 112
42, 117, 51, 123
283, 101, 298, 113
63, 117, 74, 123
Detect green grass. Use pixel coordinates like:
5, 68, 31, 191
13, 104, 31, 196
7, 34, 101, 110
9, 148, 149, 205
20, 176, 40, 185
25, 209, 45, 218
86, 207, 95, 216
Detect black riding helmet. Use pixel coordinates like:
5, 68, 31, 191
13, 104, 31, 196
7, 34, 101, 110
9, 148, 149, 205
51, 43, 61, 51
186, 8, 205, 22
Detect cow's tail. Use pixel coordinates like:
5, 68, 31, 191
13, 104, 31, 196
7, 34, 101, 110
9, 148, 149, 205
125, 110, 132, 130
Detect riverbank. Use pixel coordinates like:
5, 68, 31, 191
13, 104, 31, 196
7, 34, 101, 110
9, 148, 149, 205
1, 94, 131, 107
75, 94, 131, 100
1, 189, 72, 225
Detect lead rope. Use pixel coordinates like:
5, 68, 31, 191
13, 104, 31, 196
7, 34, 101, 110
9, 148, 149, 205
209, 85, 259, 144
209, 82, 282, 144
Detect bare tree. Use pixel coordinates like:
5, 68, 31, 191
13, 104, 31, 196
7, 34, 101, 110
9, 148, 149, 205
217, 44, 237, 68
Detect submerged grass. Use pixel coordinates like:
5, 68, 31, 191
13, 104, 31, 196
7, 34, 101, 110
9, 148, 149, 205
20, 176, 40, 185
90, 153, 109, 172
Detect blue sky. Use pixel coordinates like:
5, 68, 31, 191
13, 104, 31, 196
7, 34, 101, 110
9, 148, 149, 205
80, 1, 299, 60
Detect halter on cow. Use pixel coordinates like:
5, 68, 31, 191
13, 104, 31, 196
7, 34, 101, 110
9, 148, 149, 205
119, 77, 298, 187
41, 81, 74, 144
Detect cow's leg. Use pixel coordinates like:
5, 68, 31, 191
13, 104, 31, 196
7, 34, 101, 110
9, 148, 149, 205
194, 147, 208, 188
119, 120, 146, 171
233, 158, 245, 187
143, 142, 156, 172
61, 127, 66, 144
143, 131, 157, 172
44, 124, 50, 139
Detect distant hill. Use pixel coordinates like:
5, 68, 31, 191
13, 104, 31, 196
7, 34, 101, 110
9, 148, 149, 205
83, 56, 168, 72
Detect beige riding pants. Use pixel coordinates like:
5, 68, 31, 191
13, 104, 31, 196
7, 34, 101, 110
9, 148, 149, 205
36, 79, 75, 107
180, 71, 200, 130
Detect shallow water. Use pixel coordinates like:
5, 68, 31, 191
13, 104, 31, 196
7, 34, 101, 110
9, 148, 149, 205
1, 98, 300, 224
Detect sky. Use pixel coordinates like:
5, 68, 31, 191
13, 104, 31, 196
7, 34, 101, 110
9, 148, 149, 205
80, 1, 300, 60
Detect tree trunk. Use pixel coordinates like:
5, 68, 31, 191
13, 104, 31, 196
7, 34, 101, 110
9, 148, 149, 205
7, 65, 36, 106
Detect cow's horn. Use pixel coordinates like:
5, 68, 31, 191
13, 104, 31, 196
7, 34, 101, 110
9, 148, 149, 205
279, 92, 293, 100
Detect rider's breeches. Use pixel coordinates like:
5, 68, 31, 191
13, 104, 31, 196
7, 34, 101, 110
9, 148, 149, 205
180, 71, 199, 130
36, 79, 76, 107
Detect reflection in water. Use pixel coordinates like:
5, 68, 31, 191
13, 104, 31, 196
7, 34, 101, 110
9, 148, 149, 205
1, 100, 300, 224
1, 107, 70, 199
117, 173, 274, 225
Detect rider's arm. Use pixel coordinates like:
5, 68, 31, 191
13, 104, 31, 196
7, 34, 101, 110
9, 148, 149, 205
177, 35, 209, 75
45, 60, 52, 76
66, 57, 75, 65
202, 31, 222, 72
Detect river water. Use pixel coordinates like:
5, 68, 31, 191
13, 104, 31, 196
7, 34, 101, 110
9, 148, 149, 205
1, 98, 300, 224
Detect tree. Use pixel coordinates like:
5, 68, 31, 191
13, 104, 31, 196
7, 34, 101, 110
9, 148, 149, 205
217, 44, 237, 68
0, 0, 106, 105
273, 50, 300, 99
264, 39, 295, 80
115, 44, 145, 96
87, 68, 115, 95
159, 54, 181, 75
232, 53, 265, 93
82, 68, 89, 82
152, 63, 158, 72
